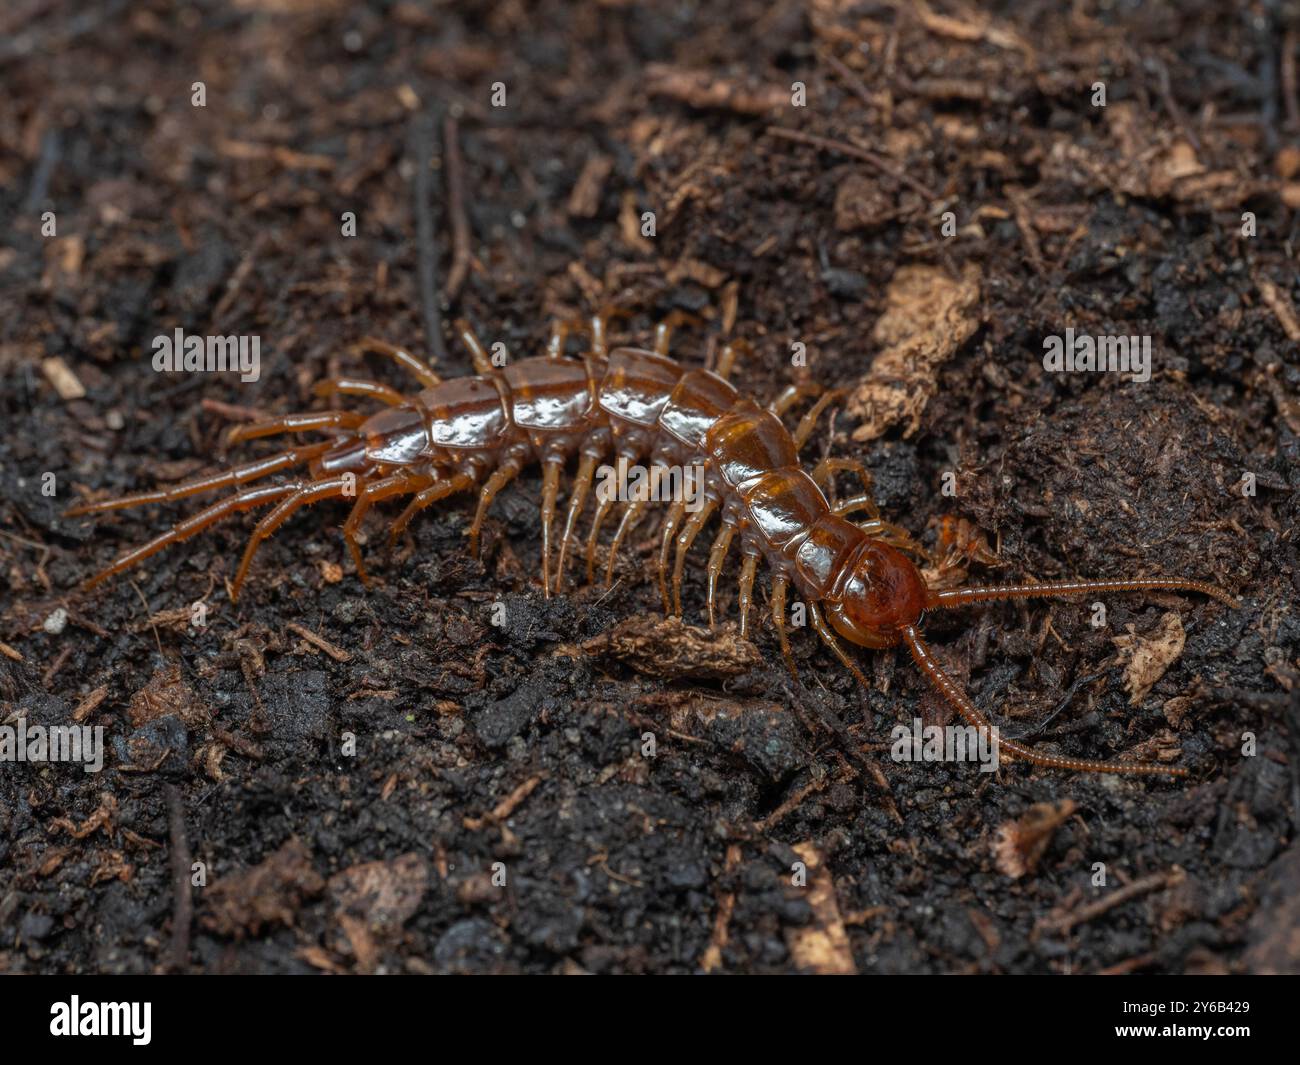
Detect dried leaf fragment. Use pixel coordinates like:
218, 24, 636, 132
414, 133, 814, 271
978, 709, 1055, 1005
848, 263, 981, 441
994, 799, 1077, 879
128, 665, 208, 728
1112, 612, 1186, 705
202, 837, 324, 939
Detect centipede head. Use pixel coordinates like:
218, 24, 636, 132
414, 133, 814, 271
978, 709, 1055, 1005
824, 541, 931, 649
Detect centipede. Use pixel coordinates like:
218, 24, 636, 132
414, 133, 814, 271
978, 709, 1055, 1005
66, 309, 1238, 778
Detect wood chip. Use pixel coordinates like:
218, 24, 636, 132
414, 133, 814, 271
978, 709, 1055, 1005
567, 154, 612, 217
71, 685, 109, 723
1257, 275, 1300, 342
582, 616, 761, 680
464, 774, 543, 830
201, 837, 324, 939
286, 622, 351, 662
785, 843, 856, 974
329, 852, 429, 973
646, 64, 789, 116
41, 356, 86, 400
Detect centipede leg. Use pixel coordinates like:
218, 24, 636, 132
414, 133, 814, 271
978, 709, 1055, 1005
232, 475, 360, 600
737, 553, 759, 638
388, 473, 477, 543
539, 460, 563, 596
227, 411, 366, 445
653, 311, 703, 355
811, 457, 877, 516
656, 501, 688, 614
835, 496, 887, 522
312, 379, 407, 407
705, 521, 736, 629
653, 319, 676, 356
341, 470, 436, 583
555, 452, 599, 594
588, 307, 625, 358
455, 319, 497, 376
605, 499, 649, 586
933, 516, 1000, 575
771, 575, 799, 680
65, 442, 334, 516
672, 499, 718, 617
856, 518, 927, 558
768, 383, 821, 419
356, 338, 442, 388
901, 624, 1189, 777
584, 492, 616, 585
547, 320, 573, 359
469, 458, 523, 556
807, 602, 872, 689
712, 339, 749, 382
81, 483, 297, 591
792, 388, 849, 449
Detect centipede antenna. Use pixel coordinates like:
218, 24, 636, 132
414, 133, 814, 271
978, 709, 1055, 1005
900, 625, 1189, 777
931, 578, 1239, 611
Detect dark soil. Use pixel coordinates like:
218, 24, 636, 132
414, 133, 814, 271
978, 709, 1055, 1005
2, 0, 1298, 975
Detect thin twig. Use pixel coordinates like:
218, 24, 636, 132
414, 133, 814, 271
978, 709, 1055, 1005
1037, 868, 1181, 937
412, 108, 448, 365
1283, 31, 1300, 132
165, 784, 192, 974
443, 113, 472, 303
766, 126, 936, 201
22, 127, 61, 213
1147, 54, 1201, 154
822, 51, 876, 111
128, 578, 164, 657
286, 621, 351, 662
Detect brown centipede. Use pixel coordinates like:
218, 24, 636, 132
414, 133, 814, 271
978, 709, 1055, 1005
66, 310, 1238, 777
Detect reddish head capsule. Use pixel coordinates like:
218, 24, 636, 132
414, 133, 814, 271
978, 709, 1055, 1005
823, 541, 930, 650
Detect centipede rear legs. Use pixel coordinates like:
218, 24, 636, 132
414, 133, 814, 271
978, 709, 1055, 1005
69, 336, 448, 598
341, 468, 439, 582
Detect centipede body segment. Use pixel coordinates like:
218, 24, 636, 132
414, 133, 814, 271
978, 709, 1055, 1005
67, 312, 1238, 778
